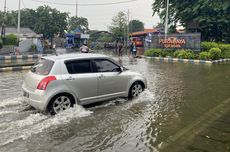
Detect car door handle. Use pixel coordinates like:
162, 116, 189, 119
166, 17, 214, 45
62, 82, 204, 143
67, 77, 75, 81
99, 74, 105, 79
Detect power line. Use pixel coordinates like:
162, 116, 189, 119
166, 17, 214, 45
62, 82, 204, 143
21, 0, 26, 8
31, 0, 138, 6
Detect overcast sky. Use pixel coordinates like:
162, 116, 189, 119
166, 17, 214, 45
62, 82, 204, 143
0, 0, 160, 31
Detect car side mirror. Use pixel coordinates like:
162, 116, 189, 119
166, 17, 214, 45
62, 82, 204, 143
119, 67, 123, 73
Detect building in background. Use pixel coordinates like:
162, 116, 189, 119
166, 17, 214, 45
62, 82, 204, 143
130, 29, 160, 49
5, 27, 42, 53
65, 28, 90, 49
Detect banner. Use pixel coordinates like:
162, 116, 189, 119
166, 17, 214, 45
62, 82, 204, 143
150, 33, 201, 51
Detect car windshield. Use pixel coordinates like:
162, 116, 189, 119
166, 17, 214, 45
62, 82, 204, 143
31, 58, 54, 75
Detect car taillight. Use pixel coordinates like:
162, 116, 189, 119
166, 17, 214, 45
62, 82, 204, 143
37, 76, 57, 90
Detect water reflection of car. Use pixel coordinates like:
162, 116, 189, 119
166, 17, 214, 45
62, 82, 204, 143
22, 54, 147, 115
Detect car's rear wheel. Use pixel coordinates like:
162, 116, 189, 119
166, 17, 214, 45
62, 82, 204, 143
48, 94, 74, 115
129, 82, 143, 98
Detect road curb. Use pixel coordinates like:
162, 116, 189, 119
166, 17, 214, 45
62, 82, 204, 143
0, 54, 47, 63
0, 66, 32, 72
144, 56, 230, 64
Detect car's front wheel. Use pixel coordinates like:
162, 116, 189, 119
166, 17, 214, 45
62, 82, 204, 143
129, 82, 143, 98
48, 93, 74, 115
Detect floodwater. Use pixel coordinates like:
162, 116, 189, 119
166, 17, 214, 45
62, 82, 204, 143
0, 52, 229, 152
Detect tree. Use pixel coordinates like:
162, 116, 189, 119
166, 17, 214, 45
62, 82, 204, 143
68, 16, 89, 33
0, 11, 17, 27
20, 9, 37, 30
152, 0, 230, 42
34, 6, 68, 39
89, 31, 113, 42
109, 11, 127, 42
129, 19, 144, 33
0, 6, 69, 40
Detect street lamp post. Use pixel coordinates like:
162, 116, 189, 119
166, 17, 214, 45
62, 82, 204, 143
17, 0, 21, 46
165, 0, 169, 38
76, 0, 78, 17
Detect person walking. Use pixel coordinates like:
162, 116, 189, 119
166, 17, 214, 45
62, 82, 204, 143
118, 42, 123, 57
80, 43, 89, 53
129, 41, 134, 57
130, 41, 136, 57
132, 42, 137, 57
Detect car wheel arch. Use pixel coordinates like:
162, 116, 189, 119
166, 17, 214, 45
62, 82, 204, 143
128, 80, 145, 98
46, 92, 78, 112
129, 80, 145, 90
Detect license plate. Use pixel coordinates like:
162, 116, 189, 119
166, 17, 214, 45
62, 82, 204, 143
23, 91, 29, 98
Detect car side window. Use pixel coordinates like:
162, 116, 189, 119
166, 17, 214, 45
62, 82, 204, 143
65, 60, 93, 74
94, 59, 120, 72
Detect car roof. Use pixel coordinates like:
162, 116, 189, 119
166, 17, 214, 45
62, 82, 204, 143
42, 53, 109, 61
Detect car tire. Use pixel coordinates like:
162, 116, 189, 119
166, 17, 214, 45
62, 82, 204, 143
128, 82, 143, 98
48, 93, 74, 115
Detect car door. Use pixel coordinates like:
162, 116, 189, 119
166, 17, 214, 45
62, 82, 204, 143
63, 59, 98, 103
93, 58, 128, 99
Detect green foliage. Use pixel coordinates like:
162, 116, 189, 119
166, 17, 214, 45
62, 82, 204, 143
209, 48, 222, 60
97, 35, 113, 42
199, 52, 210, 60
201, 42, 230, 58
174, 50, 195, 59
89, 31, 113, 42
173, 50, 181, 58
0, 6, 69, 39
129, 20, 144, 32
20, 9, 37, 30
68, 16, 89, 33
218, 44, 230, 58
152, 1, 230, 43
161, 50, 174, 57
34, 6, 68, 39
201, 42, 218, 51
144, 49, 163, 57
109, 11, 128, 41
5, 34, 17, 45
0, 38, 3, 48
145, 42, 230, 60
30, 44, 37, 52
168, 25, 177, 34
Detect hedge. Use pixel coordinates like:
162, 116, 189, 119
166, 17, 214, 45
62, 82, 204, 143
5, 34, 17, 46
209, 48, 222, 60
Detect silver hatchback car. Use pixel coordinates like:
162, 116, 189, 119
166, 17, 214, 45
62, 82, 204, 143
22, 53, 147, 114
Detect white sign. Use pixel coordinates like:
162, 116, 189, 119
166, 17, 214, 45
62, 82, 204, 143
81, 34, 90, 39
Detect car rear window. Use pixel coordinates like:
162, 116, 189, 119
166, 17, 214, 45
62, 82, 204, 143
31, 58, 54, 75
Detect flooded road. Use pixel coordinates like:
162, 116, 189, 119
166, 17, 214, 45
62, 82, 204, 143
0, 53, 229, 152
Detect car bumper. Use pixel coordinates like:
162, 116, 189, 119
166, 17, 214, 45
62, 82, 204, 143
22, 85, 47, 111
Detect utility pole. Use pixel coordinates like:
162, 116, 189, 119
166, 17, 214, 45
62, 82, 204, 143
130, 16, 132, 36
165, 0, 169, 39
127, 9, 129, 46
4, 0, 6, 13
17, 0, 21, 45
1, 0, 6, 40
123, 23, 126, 46
76, 0, 78, 17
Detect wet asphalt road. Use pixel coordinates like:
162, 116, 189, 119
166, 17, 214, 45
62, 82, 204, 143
0, 52, 229, 152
